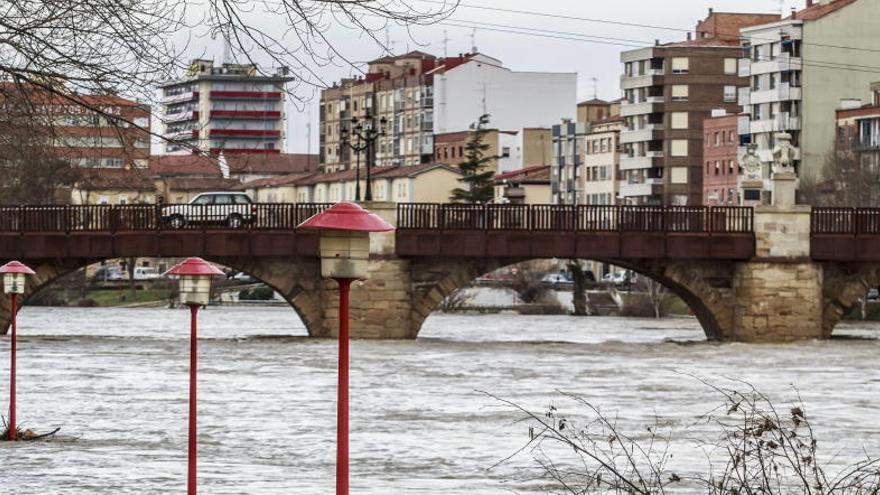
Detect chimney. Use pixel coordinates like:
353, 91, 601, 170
806, 0, 813, 6
687, 32, 692, 41
655, 39, 660, 46
791, 7, 797, 19
709, 7, 714, 14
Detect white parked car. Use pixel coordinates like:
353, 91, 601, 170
161, 192, 256, 229
133, 267, 161, 280
603, 272, 629, 285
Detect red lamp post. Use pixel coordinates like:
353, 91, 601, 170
0, 260, 36, 442
164, 257, 224, 495
297, 202, 393, 495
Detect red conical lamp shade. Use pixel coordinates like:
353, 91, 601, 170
297, 202, 393, 232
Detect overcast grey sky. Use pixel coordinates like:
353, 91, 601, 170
194, 0, 806, 153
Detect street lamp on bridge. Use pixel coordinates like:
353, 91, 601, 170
297, 202, 393, 495
0, 260, 35, 442
164, 257, 224, 495
340, 115, 387, 201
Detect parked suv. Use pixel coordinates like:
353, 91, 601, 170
161, 192, 256, 229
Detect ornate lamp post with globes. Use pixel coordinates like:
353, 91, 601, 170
0, 260, 35, 442
340, 114, 387, 201
297, 202, 393, 495
164, 257, 224, 495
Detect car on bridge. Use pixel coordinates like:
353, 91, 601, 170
161, 192, 256, 229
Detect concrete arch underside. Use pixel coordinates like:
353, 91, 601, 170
0, 257, 326, 337
409, 258, 739, 340
821, 262, 880, 338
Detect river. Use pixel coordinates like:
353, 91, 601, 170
1, 306, 880, 493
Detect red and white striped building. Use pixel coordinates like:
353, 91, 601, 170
159, 59, 293, 155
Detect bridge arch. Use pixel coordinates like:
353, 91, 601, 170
820, 262, 880, 337
0, 256, 326, 337
410, 257, 738, 340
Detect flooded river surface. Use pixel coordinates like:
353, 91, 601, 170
2, 306, 880, 494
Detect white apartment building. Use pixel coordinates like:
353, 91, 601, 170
585, 118, 623, 205
551, 120, 587, 204
432, 53, 577, 134
738, 0, 880, 178
160, 59, 292, 155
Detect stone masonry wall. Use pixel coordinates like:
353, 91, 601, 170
733, 262, 824, 341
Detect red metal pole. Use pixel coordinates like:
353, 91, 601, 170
335, 278, 353, 495
8, 293, 17, 442
188, 303, 199, 495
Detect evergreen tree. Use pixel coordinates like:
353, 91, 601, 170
450, 114, 496, 203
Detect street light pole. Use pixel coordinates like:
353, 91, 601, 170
334, 277, 353, 495
164, 257, 224, 495
297, 203, 394, 495
1, 260, 35, 443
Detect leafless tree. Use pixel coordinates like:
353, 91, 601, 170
490, 380, 880, 494
437, 287, 472, 312
799, 132, 880, 207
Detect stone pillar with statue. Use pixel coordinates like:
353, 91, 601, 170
770, 132, 797, 207
738, 143, 764, 206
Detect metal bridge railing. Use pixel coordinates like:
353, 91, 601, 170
397, 204, 754, 233
812, 207, 880, 235
0, 203, 334, 233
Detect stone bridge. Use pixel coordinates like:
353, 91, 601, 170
0, 202, 876, 342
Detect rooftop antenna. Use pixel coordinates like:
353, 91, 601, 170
442, 30, 450, 58
778, 0, 785, 16
306, 106, 312, 157
384, 26, 397, 54
591, 77, 598, 99
470, 28, 478, 53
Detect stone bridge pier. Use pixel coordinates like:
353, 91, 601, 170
0, 201, 868, 342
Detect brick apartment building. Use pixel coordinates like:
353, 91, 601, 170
702, 112, 740, 205
0, 83, 151, 169
618, 10, 779, 205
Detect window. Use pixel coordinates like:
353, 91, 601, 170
671, 85, 688, 101
670, 167, 688, 184
724, 85, 737, 103
502, 147, 511, 158
715, 161, 721, 175
724, 58, 738, 75
671, 112, 688, 129
671, 57, 689, 74
714, 132, 721, 146
670, 140, 688, 157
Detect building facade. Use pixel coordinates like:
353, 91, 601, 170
492, 166, 551, 204
320, 51, 574, 173
738, 0, 880, 179
702, 113, 740, 205
434, 127, 551, 174
835, 81, 880, 177
160, 59, 292, 155
619, 11, 778, 205
584, 118, 623, 205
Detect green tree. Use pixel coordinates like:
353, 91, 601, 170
450, 114, 496, 204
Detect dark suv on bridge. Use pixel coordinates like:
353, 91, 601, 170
161, 192, 256, 229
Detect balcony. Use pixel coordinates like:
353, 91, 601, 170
208, 129, 281, 138
749, 113, 801, 134
620, 128, 664, 144
209, 91, 282, 100
165, 110, 199, 123
162, 91, 199, 104
619, 178, 663, 197
620, 74, 663, 90
619, 97, 664, 117
209, 110, 282, 119
750, 84, 802, 105
749, 55, 803, 75
619, 152, 663, 171
165, 129, 199, 140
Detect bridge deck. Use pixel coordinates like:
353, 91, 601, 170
812, 207, 880, 262
396, 204, 755, 259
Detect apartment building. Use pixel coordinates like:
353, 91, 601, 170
160, 59, 292, 155
434, 127, 551, 174
1, 83, 151, 169
836, 81, 880, 173
585, 117, 624, 205
702, 112, 740, 205
619, 11, 778, 205
321, 51, 437, 172
320, 51, 575, 172
738, 0, 880, 179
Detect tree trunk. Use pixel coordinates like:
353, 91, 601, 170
127, 258, 137, 300
568, 260, 589, 316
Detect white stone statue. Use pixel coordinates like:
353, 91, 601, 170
741, 143, 762, 181
772, 132, 795, 175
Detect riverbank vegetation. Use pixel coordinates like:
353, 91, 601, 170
494, 381, 880, 493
